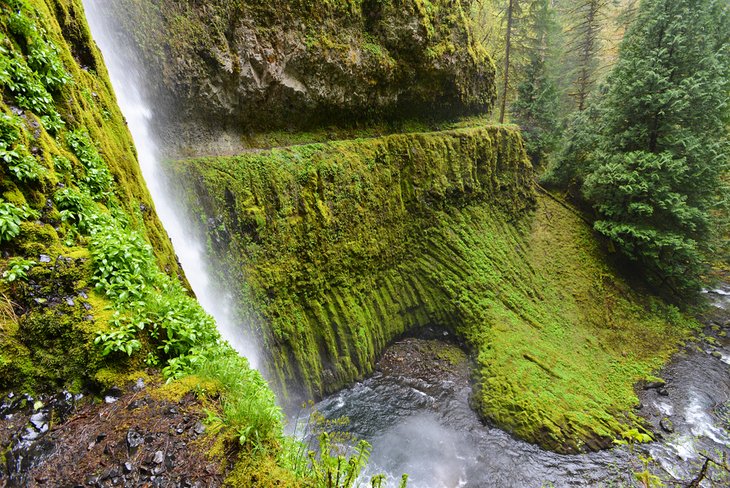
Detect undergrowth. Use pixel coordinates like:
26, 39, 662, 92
0, 0, 297, 479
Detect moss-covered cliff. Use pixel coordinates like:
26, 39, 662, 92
172, 126, 695, 453
0, 2, 295, 484
0, 0, 187, 391
98, 0, 495, 142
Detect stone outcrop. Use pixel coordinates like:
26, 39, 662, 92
103, 0, 495, 138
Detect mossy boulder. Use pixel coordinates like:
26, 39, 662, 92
171, 125, 696, 453
100, 0, 495, 144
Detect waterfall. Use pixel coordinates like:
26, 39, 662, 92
81, 0, 259, 368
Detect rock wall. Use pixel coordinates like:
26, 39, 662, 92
172, 126, 533, 396
171, 126, 694, 453
101, 0, 495, 140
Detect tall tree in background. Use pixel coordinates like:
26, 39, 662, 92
499, 0, 517, 123
566, 0, 609, 111
580, 0, 729, 293
512, 0, 559, 166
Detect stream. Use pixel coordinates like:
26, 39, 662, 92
303, 287, 730, 488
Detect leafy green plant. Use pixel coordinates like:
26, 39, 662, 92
93, 311, 143, 356
0, 44, 64, 133
0, 199, 37, 243
54, 187, 102, 233
0, 112, 46, 182
6, 5, 70, 91
1, 257, 36, 283
66, 130, 114, 200
307, 433, 373, 488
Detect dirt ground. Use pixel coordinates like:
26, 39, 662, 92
1, 379, 225, 488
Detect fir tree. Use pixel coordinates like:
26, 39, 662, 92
582, 0, 730, 293
512, 0, 560, 167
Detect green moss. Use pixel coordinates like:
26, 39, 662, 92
0, 256, 117, 393
0, 0, 189, 393
172, 126, 696, 453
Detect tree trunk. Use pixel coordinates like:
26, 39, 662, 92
499, 0, 515, 123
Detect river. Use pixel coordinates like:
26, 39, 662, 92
304, 286, 730, 487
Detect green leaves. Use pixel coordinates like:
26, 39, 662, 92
0, 199, 37, 243
0, 5, 70, 133
552, 0, 730, 294
1, 257, 36, 283
66, 130, 114, 200
0, 113, 47, 183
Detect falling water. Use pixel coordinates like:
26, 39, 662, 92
81, 0, 258, 367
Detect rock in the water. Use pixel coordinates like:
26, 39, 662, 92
643, 380, 665, 390
660, 417, 674, 433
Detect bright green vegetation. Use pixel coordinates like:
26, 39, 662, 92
0, 1, 307, 483
0, 0, 179, 392
171, 126, 696, 453
546, 0, 730, 294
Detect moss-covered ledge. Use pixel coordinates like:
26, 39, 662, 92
170, 125, 693, 453
170, 125, 533, 392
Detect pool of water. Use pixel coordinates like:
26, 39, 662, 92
302, 287, 730, 487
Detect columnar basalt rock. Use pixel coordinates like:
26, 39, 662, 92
171, 126, 693, 453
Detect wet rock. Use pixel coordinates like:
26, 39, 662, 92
127, 399, 145, 411
123, 462, 133, 474
657, 387, 669, 397
643, 380, 665, 390
193, 422, 205, 435
126, 429, 144, 453
39, 254, 51, 263
30, 412, 48, 432
660, 417, 674, 433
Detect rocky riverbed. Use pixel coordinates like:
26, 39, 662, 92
0, 379, 222, 488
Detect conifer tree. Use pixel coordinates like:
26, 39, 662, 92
512, 0, 560, 167
581, 0, 730, 293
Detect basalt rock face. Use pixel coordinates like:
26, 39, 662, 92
103, 0, 495, 139
171, 125, 694, 454
170, 126, 535, 401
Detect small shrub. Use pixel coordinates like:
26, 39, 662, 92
0, 199, 38, 243
2, 257, 36, 283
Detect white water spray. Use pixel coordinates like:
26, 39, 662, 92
82, 1, 258, 367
